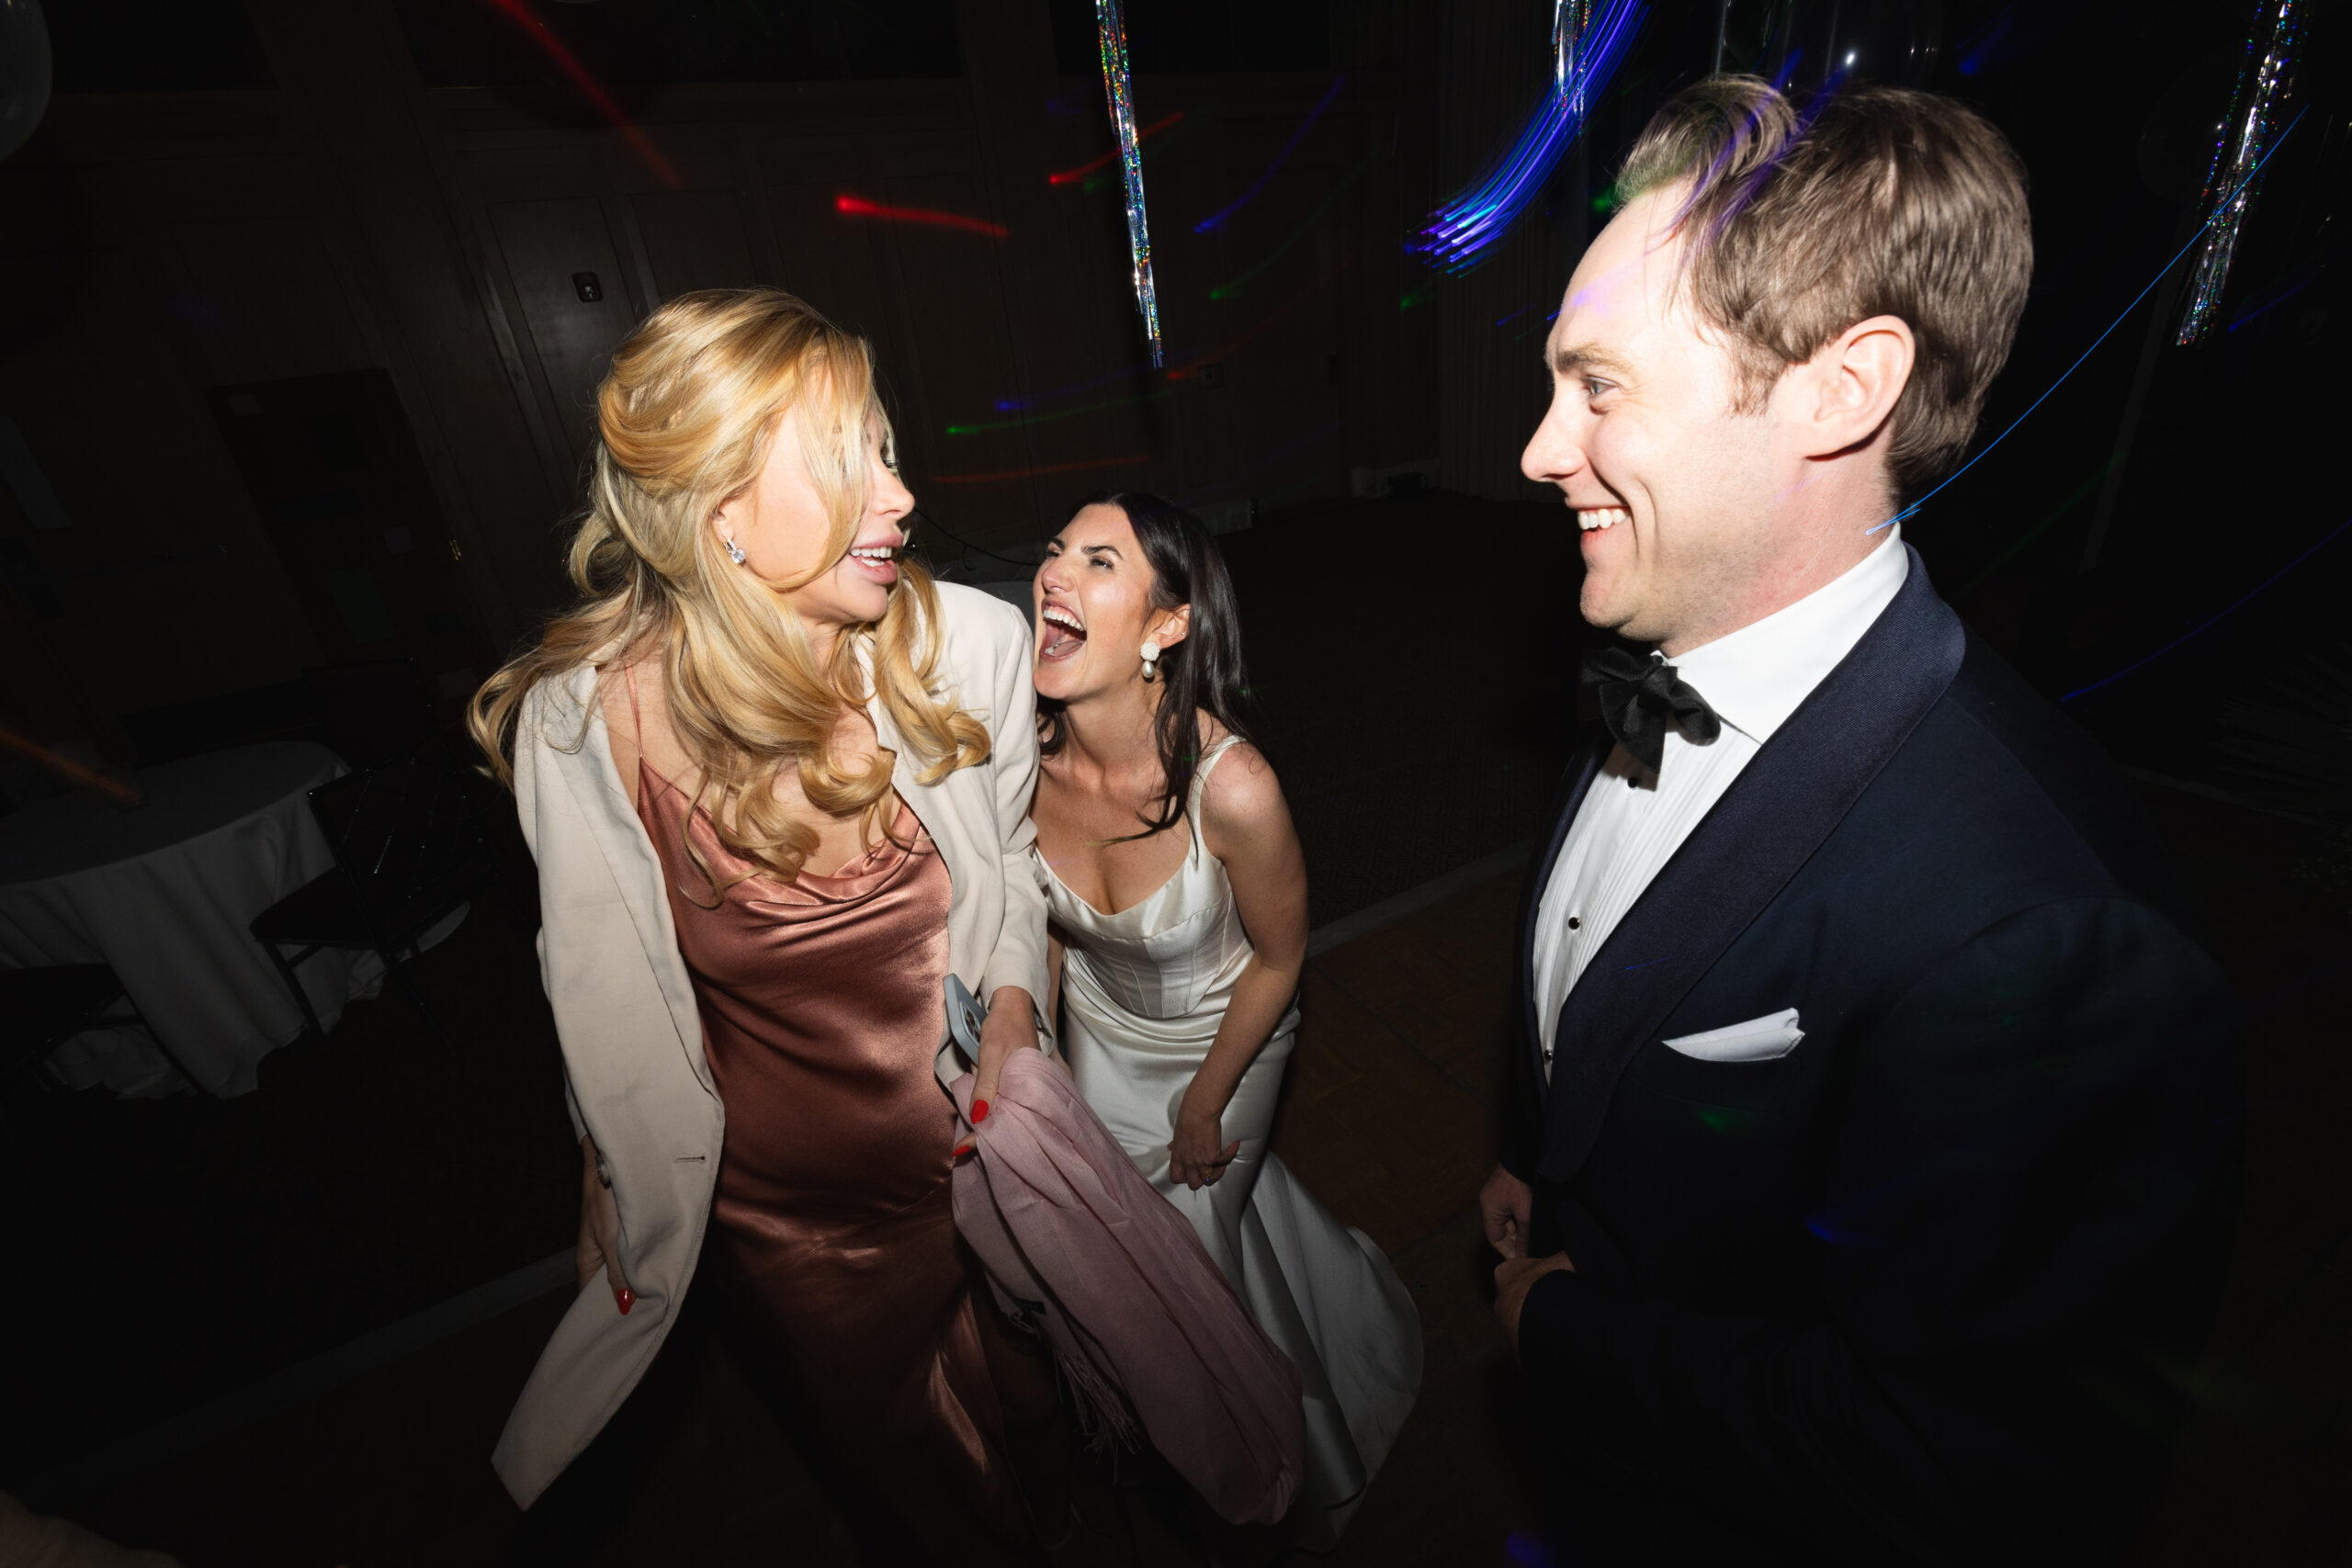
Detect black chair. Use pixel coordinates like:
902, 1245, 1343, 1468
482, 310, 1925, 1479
249, 741, 490, 1038
0, 963, 199, 1093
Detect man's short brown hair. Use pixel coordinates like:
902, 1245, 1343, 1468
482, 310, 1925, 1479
1618, 76, 2033, 491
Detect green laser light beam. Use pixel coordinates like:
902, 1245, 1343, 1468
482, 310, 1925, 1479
1953, 457, 2121, 597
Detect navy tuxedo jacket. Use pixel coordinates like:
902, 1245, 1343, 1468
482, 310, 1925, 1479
1502, 552, 2240, 1564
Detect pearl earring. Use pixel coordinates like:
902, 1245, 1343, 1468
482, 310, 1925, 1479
721, 531, 747, 567
1139, 640, 1161, 682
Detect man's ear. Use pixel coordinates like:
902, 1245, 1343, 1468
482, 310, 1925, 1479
1798, 314, 1915, 460
1151, 603, 1193, 649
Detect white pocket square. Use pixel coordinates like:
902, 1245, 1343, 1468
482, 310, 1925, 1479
1662, 1008, 1804, 1064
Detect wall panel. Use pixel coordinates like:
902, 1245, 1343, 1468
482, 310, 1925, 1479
483, 197, 639, 467
163, 217, 375, 386
632, 187, 763, 301
0, 1, 1442, 736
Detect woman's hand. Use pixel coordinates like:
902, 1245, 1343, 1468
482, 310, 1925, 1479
577, 1134, 634, 1314
964, 986, 1041, 1151
1169, 1101, 1241, 1190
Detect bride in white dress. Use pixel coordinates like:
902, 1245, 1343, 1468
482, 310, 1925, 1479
1027, 493, 1422, 1548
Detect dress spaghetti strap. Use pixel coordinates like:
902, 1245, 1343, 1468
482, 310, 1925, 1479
1185, 734, 1245, 855
621, 660, 679, 803
1188, 734, 1244, 813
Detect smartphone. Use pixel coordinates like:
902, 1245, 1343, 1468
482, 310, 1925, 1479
945, 973, 988, 1063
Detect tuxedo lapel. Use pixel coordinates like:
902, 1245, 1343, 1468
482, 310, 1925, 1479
1536, 548, 1967, 1184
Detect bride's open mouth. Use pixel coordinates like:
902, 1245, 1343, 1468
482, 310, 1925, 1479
1039, 601, 1087, 663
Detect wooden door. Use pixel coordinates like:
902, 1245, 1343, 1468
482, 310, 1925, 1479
485, 196, 639, 469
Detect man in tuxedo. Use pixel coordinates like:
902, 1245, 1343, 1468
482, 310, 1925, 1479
1483, 77, 2239, 1563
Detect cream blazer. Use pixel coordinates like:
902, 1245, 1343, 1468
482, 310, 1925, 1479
491, 583, 1050, 1508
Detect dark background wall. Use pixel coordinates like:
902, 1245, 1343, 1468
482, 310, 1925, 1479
0, 0, 2342, 804
0, 0, 1452, 750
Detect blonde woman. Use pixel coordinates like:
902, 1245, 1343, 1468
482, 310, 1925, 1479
471, 289, 1049, 1560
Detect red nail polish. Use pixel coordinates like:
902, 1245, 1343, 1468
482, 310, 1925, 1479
952, 1142, 974, 1159
616, 1288, 634, 1315
971, 1099, 990, 1124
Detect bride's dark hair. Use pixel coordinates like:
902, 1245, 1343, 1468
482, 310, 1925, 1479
1037, 491, 1256, 841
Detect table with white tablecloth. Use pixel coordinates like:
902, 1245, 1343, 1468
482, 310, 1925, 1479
0, 741, 465, 1098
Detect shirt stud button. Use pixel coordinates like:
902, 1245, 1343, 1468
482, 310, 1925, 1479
1567, 916, 1581, 930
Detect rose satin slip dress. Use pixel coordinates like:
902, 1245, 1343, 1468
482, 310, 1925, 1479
626, 678, 1032, 1560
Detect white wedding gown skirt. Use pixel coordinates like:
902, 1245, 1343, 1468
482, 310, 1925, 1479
1042, 741, 1423, 1547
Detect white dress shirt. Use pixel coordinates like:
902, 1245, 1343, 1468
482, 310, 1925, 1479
1534, 530, 1910, 1077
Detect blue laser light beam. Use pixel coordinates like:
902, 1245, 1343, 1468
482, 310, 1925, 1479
1412, 0, 1645, 275
1871, 105, 2309, 537
1505, 1532, 1564, 1568
2060, 513, 2352, 704
1956, 8, 2018, 76
1209, 149, 1378, 301
1193, 74, 1346, 234
2228, 275, 2312, 332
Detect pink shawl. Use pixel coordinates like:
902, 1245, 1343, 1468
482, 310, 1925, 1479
950, 1048, 1305, 1526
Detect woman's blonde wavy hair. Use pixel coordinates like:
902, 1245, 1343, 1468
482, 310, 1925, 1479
469, 287, 989, 890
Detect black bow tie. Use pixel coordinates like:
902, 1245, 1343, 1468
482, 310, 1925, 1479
1582, 646, 1723, 773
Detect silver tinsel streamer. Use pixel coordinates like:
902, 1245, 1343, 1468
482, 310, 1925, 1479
1095, 0, 1162, 367
2178, 0, 2301, 344
1554, 0, 1594, 109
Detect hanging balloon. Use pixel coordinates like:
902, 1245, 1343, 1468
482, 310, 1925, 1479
0, 0, 53, 163
1756, 0, 1944, 93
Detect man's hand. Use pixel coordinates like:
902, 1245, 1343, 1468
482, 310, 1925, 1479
1480, 1163, 1534, 1259
1495, 1253, 1576, 1357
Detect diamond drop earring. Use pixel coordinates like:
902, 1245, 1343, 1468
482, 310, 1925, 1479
721, 530, 747, 567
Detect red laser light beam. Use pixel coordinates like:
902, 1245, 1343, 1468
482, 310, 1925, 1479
1048, 111, 1185, 186
834, 195, 1010, 239
932, 454, 1151, 485
478, 0, 682, 188
0, 725, 143, 807
1166, 265, 1342, 379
